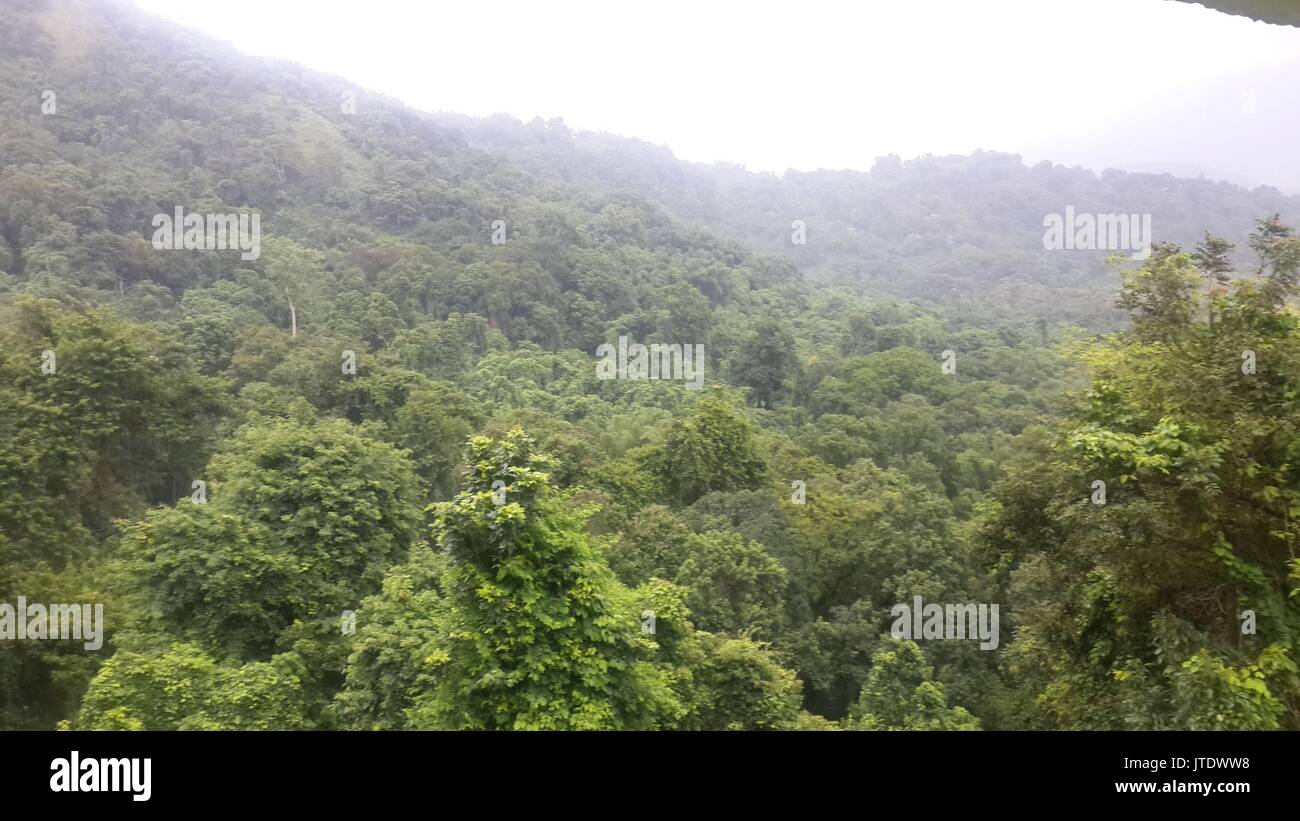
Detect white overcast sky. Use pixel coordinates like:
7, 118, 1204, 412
132, 0, 1300, 174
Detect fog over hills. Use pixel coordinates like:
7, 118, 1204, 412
1021, 55, 1300, 194
3, 0, 1298, 328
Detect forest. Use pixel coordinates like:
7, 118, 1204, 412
1, 0, 1298, 731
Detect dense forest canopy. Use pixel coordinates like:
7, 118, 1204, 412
0, 0, 1297, 731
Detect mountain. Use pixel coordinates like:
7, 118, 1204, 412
3, 0, 1296, 335
1020, 56, 1300, 196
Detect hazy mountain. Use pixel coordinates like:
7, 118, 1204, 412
1021, 56, 1300, 194
4, 0, 1296, 333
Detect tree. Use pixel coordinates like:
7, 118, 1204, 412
683, 634, 804, 731
117, 416, 422, 660
732, 319, 800, 408
675, 531, 788, 639
1192, 232, 1234, 286
650, 392, 768, 505
409, 431, 679, 729
252, 238, 328, 337
0, 298, 226, 729
74, 643, 307, 730
1113, 244, 1201, 344
0, 297, 226, 562
981, 221, 1300, 729
606, 507, 787, 639
845, 639, 980, 731
1248, 214, 1300, 305
334, 549, 447, 730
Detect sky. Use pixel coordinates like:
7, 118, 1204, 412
131, 0, 1300, 176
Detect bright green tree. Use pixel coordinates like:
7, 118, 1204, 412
74, 643, 307, 730
409, 430, 679, 729
116, 416, 422, 659
845, 639, 980, 730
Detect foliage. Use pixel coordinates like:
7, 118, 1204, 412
4, 0, 1299, 731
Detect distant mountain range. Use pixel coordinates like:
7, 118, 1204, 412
3, 0, 1297, 332
1021, 55, 1300, 195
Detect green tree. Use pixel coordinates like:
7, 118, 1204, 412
334, 549, 447, 730
1192, 232, 1234, 286
409, 431, 679, 729
732, 319, 800, 408
74, 643, 307, 730
845, 639, 980, 731
117, 416, 422, 659
650, 392, 768, 504
981, 223, 1300, 729
683, 634, 804, 731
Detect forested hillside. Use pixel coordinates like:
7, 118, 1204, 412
434, 112, 1299, 326
1, 0, 1297, 731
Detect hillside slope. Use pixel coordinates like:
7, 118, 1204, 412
3, 0, 1296, 332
